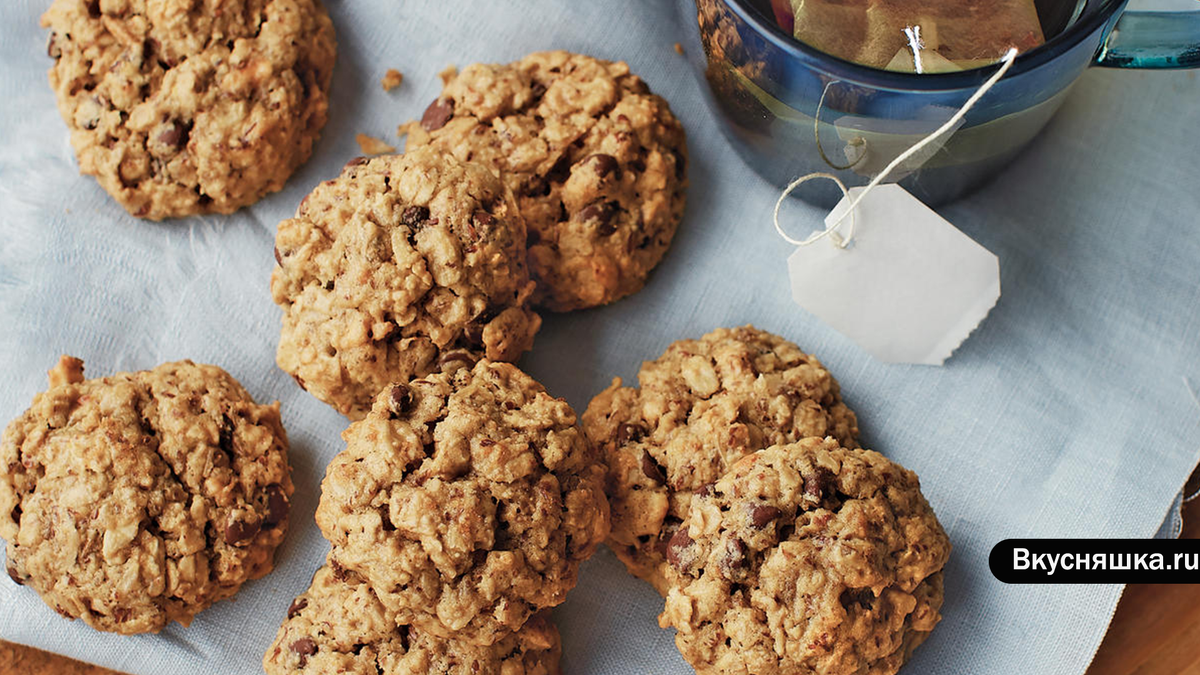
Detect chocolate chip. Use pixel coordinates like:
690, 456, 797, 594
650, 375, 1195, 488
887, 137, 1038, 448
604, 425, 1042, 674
437, 349, 476, 370
263, 484, 289, 527
224, 515, 261, 545
666, 529, 695, 571
696, 482, 715, 498
84, 0, 100, 17
615, 423, 645, 445
388, 383, 415, 418
217, 414, 235, 457
546, 154, 572, 184
401, 205, 430, 227
804, 467, 834, 501
273, 245, 282, 266
586, 153, 619, 179
157, 120, 188, 150
421, 98, 454, 131
719, 538, 747, 577
529, 81, 547, 103
6, 561, 24, 586
473, 211, 495, 228
749, 505, 781, 529
578, 200, 619, 236
290, 637, 317, 665
839, 587, 874, 610
286, 598, 308, 619
47, 32, 60, 59
641, 451, 665, 484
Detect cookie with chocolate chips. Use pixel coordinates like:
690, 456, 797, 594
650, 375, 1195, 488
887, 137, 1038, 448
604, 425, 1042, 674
316, 360, 609, 646
41, 0, 336, 219
658, 438, 949, 675
0, 356, 292, 634
581, 325, 859, 594
264, 561, 562, 675
271, 147, 542, 420
405, 50, 688, 312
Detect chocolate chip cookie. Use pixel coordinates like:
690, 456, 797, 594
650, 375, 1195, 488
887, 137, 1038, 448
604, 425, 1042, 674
405, 50, 688, 312
264, 561, 562, 674
581, 325, 859, 594
41, 0, 336, 219
0, 356, 292, 634
315, 360, 609, 645
271, 147, 542, 420
658, 438, 949, 675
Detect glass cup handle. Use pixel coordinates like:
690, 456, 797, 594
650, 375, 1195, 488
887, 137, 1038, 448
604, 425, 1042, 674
1094, 10, 1200, 68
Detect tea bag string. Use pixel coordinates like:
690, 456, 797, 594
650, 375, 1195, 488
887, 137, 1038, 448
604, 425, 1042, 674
773, 47, 1019, 249
904, 26, 926, 74
814, 82, 866, 172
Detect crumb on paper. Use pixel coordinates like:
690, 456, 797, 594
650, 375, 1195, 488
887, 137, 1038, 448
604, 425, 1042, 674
381, 68, 403, 91
355, 133, 395, 155
674, 42, 684, 55
438, 64, 458, 85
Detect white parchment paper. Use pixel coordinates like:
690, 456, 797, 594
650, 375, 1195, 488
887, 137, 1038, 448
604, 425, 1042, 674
1, 1, 1198, 674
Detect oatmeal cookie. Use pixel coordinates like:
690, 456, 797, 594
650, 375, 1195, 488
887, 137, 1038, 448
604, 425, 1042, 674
41, 0, 336, 219
0, 356, 292, 634
658, 438, 949, 675
271, 147, 541, 420
315, 360, 609, 645
581, 325, 858, 594
405, 50, 687, 312
263, 561, 561, 675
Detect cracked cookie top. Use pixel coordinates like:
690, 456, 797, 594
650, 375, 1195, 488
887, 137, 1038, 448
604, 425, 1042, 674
271, 147, 542, 420
263, 561, 562, 675
0, 356, 292, 634
581, 325, 859, 594
658, 438, 949, 675
315, 360, 609, 645
405, 50, 688, 312
41, 0, 336, 219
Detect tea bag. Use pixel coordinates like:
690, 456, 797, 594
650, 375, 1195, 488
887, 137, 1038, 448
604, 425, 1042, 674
784, 0, 1045, 70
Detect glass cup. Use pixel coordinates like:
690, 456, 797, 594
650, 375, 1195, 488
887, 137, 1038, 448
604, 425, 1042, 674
676, 0, 1200, 206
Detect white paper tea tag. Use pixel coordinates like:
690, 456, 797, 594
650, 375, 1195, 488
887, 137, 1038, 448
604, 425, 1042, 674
788, 184, 1000, 365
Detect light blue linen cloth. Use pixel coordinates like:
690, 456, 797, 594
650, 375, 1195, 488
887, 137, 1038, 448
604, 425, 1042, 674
1, 1, 1197, 673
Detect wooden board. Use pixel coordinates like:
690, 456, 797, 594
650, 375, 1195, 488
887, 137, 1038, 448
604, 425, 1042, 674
4, 498, 1200, 675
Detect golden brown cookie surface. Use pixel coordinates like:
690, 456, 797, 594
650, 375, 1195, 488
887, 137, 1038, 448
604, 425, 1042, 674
658, 438, 949, 675
41, 0, 336, 219
406, 50, 687, 312
582, 325, 859, 594
263, 562, 561, 675
271, 148, 542, 420
0, 356, 292, 634
315, 360, 609, 645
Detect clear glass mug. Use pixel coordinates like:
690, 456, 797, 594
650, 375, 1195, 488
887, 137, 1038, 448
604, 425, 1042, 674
675, 0, 1200, 206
